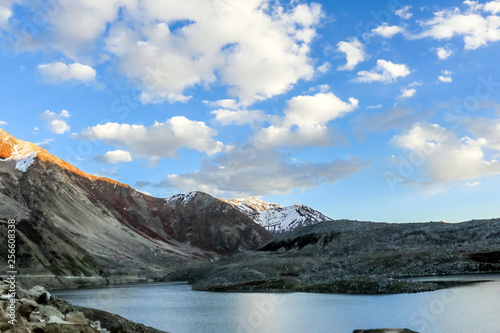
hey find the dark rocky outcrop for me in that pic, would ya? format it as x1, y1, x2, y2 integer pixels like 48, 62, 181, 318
165, 219, 500, 293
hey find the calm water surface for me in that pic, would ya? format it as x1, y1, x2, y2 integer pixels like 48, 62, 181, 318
52, 277, 500, 333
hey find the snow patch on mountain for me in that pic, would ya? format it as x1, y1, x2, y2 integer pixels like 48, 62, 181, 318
165, 191, 198, 205
219, 197, 333, 234
0, 143, 39, 172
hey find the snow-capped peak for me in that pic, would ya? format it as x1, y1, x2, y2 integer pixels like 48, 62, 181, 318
219, 197, 332, 234
165, 191, 199, 205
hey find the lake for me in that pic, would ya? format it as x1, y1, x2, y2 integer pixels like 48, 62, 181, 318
52, 276, 500, 333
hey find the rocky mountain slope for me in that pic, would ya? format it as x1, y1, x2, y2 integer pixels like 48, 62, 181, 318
0, 129, 271, 288
166, 218, 500, 294
219, 197, 332, 234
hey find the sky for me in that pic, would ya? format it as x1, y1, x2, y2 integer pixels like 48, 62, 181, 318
1, 0, 500, 223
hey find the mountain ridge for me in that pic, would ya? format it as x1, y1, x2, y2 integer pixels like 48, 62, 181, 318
0, 130, 271, 288
0, 129, 131, 188
219, 197, 333, 233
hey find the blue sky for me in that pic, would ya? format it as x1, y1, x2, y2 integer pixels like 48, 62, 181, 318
1, 0, 500, 222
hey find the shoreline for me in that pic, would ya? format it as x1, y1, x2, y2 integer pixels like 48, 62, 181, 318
17, 271, 498, 295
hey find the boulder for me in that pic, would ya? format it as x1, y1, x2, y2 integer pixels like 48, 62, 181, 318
26, 286, 47, 299
37, 292, 51, 305
66, 311, 89, 325
20, 297, 40, 308
44, 323, 99, 333
48, 315, 74, 325
17, 303, 32, 318
39, 305, 64, 320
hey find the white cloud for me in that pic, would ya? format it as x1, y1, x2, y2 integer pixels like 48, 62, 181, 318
418, 2, 500, 50
204, 99, 242, 110
466, 181, 481, 187
166, 145, 366, 197
94, 150, 133, 164
38, 62, 96, 82
485, 0, 500, 14
436, 46, 453, 59
0, 0, 17, 28
211, 109, 273, 126
395, 5, 413, 19
391, 122, 500, 183
438, 70, 453, 82
336, 38, 366, 71
40, 110, 71, 134
73, 116, 223, 159
356, 59, 411, 83
254, 92, 358, 148
4, 1, 324, 105
367, 105, 383, 109
400, 88, 416, 98
104, 1, 324, 104
371, 24, 405, 38
0, 120, 7, 125
317, 61, 331, 74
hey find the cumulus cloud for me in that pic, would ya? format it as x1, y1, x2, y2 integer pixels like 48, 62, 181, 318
104, 1, 323, 104
395, 5, 413, 19
254, 92, 359, 148
371, 24, 405, 38
317, 61, 331, 73
336, 38, 366, 71
3, 1, 324, 104
204, 99, 242, 110
73, 116, 223, 159
391, 122, 500, 183
438, 70, 453, 82
38, 62, 96, 82
417, 1, 500, 50
165, 145, 366, 197
400, 88, 416, 98
93, 150, 133, 164
436, 46, 453, 59
356, 59, 411, 83
40, 110, 71, 134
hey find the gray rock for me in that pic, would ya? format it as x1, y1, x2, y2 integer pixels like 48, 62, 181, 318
66, 311, 89, 325
39, 305, 64, 320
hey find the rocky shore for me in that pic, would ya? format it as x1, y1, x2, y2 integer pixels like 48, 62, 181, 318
0, 281, 166, 333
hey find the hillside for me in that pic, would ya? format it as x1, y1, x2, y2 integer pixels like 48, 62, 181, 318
0, 129, 271, 288
166, 218, 500, 294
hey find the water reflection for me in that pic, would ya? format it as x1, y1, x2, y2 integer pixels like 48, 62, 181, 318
53, 279, 500, 333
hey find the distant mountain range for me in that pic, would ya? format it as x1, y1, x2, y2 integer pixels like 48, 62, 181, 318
219, 197, 332, 234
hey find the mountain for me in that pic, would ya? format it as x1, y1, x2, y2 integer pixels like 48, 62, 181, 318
166, 218, 500, 294
219, 197, 332, 234
0, 129, 271, 288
